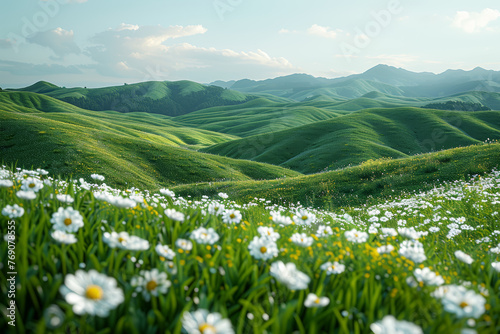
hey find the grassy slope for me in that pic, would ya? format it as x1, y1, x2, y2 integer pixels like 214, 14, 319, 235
175, 143, 500, 208
202, 107, 500, 173
0, 92, 301, 188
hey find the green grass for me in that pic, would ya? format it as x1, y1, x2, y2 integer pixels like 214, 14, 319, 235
176, 143, 500, 208
0, 92, 301, 189
202, 107, 500, 174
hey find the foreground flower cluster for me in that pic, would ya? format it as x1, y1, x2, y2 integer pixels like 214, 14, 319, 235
0, 166, 499, 333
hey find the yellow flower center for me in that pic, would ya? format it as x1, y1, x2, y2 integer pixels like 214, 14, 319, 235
260, 246, 267, 253
214, 207, 219, 211
315, 298, 320, 304
85, 285, 103, 300
301, 215, 308, 220
230, 213, 235, 219
459, 301, 469, 308
202, 233, 207, 237
331, 265, 336, 270
29, 183, 35, 188
199, 323, 216, 333
267, 231, 271, 235
64, 218, 72, 226
146, 280, 158, 291
118, 237, 125, 243
354, 233, 358, 237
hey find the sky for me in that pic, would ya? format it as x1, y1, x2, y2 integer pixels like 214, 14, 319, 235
1, 0, 500, 88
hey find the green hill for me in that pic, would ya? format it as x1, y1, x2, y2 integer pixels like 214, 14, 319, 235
12, 80, 254, 116
0, 91, 301, 188
202, 107, 500, 173
175, 143, 500, 208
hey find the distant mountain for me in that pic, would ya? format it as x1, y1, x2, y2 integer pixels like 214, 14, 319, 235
210, 65, 500, 101
11, 80, 254, 116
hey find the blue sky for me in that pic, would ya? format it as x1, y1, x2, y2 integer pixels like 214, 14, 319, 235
1, 0, 500, 87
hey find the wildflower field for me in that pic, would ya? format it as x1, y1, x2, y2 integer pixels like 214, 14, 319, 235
1, 166, 499, 333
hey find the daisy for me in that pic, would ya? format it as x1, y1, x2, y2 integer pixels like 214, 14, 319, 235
317, 225, 333, 237
56, 194, 74, 203
16, 190, 37, 200
455, 250, 473, 264
293, 208, 316, 225
130, 269, 171, 301
441, 285, 486, 318
90, 174, 105, 182
182, 309, 234, 334
257, 226, 280, 242
165, 208, 185, 222
51, 230, 77, 245
370, 315, 423, 334
218, 192, 229, 199
176, 238, 193, 251
376, 245, 395, 254
270, 212, 292, 226
491, 262, 500, 272
290, 233, 313, 247
50, 207, 84, 233
269, 261, 310, 290
414, 268, 444, 286
208, 202, 225, 216
107, 196, 136, 209
0, 179, 13, 188
320, 261, 346, 275
222, 209, 242, 224
248, 236, 278, 260
21, 177, 44, 192
2, 204, 25, 218
59, 270, 124, 317
304, 293, 329, 308
155, 244, 176, 260
344, 229, 369, 243
399, 240, 427, 263
103, 231, 149, 251
191, 227, 220, 245
160, 188, 175, 197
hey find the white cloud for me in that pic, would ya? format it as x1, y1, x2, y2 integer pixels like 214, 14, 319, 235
85, 24, 297, 81
452, 8, 500, 33
278, 28, 290, 34
366, 54, 418, 67
0, 39, 16, 49
27, 27, 80, 58
307, 24, 342, 39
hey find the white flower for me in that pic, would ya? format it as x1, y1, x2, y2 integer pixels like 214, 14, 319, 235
50, 207, 84, 233
320, 261, 345, 275
304, 293, 329, 308
441, 285, 486, 318
376, 245, 395, 254
248, 236, 278, 260
21, 177, 44, 192
130, 269, 171, 301
165, 208, 185, 222
175, 238, 193, 251
270, 211, 292, 226
317, 225, 333, 237
380, 228, 398, 238
103, 231, 149, 251
414, 268, 444, 286
51, 230, 77, 244
344, 229, 369, 243
492, 262, 500, 272
191, 227, 220, 245
222, 209, 242, 224
208, 202, 225, 216
16, 190, 37, 200
270, 261, 310, 290
293, 209, 316, 225
218, 192, 229, 199
429, 227, 440, 233
0, 179, 13, 188
90, 174, 105, 182
399, 240, 427, 263
290, 233, 313, 247
398, 227, 426, 240
370, 315, 423, 334
2, 204, 25, 218
155, 244, 176, 260
160, 188, 175, 197
182, 309, 234, 334
106, 196, 136, 209
455, 250, 473, 264
59, 270, 124, 317
56, 194, 74, 203
257, 226, 280, 242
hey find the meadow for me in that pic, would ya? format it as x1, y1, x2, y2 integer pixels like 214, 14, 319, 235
0, 163, 499, 333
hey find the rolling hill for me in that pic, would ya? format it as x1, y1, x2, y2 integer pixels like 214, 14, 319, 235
0, 91, 301, 189
202, 107, 500, 174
